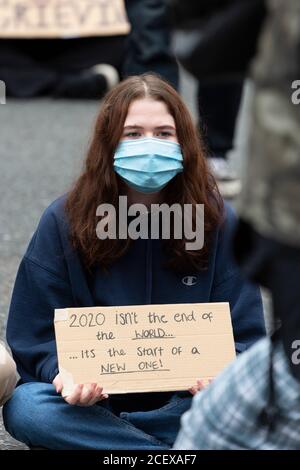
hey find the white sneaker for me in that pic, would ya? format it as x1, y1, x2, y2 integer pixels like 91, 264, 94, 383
208, 157, 242, 199
92, 64, 119, 90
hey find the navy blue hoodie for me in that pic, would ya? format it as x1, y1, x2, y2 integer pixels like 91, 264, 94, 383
6, 196, 265, 384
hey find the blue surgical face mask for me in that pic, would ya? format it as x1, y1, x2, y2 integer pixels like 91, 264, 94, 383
113, 137, 183, 193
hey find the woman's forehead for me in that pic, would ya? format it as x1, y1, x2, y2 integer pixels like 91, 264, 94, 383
124, 98, 175, 126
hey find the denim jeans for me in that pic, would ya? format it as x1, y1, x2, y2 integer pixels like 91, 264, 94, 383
3, 383, 192, 450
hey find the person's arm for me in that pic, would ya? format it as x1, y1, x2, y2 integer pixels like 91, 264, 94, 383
0, 343, 17, 406
7, 252, 74, 384
7, 200, 109, 405
6, 201, 74, 384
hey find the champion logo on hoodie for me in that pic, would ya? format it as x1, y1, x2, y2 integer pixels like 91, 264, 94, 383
182, 276, 198, 286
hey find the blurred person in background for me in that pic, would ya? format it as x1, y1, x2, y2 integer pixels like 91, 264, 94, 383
170, 0, 266, 198
0, 0, 125, 99
174, 0, 300, 449
0, 36, 121, 99
0, 0, 178, 98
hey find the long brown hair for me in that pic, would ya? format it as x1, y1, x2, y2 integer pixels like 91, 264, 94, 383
65, 73, 224, 272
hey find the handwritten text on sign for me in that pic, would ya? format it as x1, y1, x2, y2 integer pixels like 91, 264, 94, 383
0, 0, 130, 38
54, 303, 236, 395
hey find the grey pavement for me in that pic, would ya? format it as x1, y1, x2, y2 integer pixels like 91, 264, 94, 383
0, 80, 271, 450
0, 98, 99, 449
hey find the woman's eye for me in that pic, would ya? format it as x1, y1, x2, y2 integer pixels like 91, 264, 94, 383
156, 131, 173, 138
124, 132, 141, 138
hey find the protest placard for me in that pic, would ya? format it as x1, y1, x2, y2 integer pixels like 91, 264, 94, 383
0, 0, 130, 38
54, 302, 236, 395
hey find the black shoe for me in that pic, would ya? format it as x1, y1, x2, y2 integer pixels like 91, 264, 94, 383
53, 64, 119, 99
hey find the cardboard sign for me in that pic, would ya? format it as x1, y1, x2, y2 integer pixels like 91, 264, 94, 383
54, 302, 236, 395
0, 0, 130, 38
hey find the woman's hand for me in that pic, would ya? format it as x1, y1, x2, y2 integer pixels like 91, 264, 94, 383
188, 379, 212, 396
53, 374, 109, 406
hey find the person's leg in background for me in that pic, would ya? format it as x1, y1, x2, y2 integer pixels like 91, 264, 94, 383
0, 36, 123, 99
198, 77, 244, 198
3, 382, 169, 450
0, 343, 17, 407
43, 36, 124, 99
123, 0, 179, 89
0, 39, 58, 97
199, 78, 244, 159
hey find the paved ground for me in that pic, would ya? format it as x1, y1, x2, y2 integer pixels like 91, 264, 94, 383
0, 78, 271, 450
0, 98, 99, 449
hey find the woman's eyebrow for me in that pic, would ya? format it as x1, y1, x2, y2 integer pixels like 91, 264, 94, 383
123, 125, 144, 129
154, 125, 176, 131
123, 125, 176, 131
